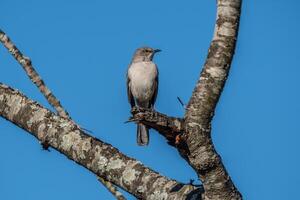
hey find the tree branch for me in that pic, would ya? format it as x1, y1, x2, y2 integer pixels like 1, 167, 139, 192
130, 107, 184, 146
0, 0, 243, 198
129, 0, 243, 199
0, 83, 203, 200
98, 177, 126, 200
129, 108, 191, 156
183, 0, 242, 199
0, 29, 127, 200
0, 29, 70, 119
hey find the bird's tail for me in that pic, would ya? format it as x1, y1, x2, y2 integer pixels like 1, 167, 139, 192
137, 124, 149, 146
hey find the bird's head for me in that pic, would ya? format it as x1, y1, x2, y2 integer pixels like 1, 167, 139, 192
132, 47, 161, 62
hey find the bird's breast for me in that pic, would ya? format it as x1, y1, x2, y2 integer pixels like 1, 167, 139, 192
128, 62, 157, 101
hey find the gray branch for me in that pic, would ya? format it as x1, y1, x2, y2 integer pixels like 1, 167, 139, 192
98, 177, 127, 200
0, 83, 202, 200
0, 0, 243, 199
130, 107, 184, 146
132, 0, 243, 199
183, 0, 242, 199
0, 29, 70, 119
0, 28, 127, 200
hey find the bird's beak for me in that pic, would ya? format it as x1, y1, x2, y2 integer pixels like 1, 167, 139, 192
154, 49, 161, 53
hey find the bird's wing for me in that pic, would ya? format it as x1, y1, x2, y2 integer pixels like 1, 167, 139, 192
126, 72, 135, 108
150, 67, 158, 108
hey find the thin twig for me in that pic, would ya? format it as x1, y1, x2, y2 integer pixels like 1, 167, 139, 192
98, 177, 126, 200
0, 29, 126, 200
177, 96, 185, 108
0, 29, 70, 119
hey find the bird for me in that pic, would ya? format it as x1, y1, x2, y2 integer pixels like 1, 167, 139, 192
126, 47, 160, 146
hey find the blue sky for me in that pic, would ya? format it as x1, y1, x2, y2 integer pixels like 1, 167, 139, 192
1, 0, 300, 199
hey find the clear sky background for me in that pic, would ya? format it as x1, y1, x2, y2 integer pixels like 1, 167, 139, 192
1, 0, 299, 199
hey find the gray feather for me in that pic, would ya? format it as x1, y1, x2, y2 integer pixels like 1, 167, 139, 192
137, 124, 149, 146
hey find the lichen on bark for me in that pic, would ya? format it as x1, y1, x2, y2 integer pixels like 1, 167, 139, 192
0, 83, 202, 200
0, 0, 242, 199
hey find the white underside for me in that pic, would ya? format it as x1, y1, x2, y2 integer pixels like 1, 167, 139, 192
128, 61, 157, 103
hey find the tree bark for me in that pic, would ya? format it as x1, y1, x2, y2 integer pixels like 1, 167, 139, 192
0, 28, 127, 199
132, 0, 242, 199
130, 107, 184, 147
0, 30, 70, 119
0, 83, 202, 200
183, 0, 242, 199
0, 0, 242, 199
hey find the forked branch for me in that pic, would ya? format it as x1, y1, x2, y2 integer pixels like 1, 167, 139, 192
0, 0, 242, 199
131, 0, 243, 199
0, 29, 126, 200
0, 84, 202, 200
